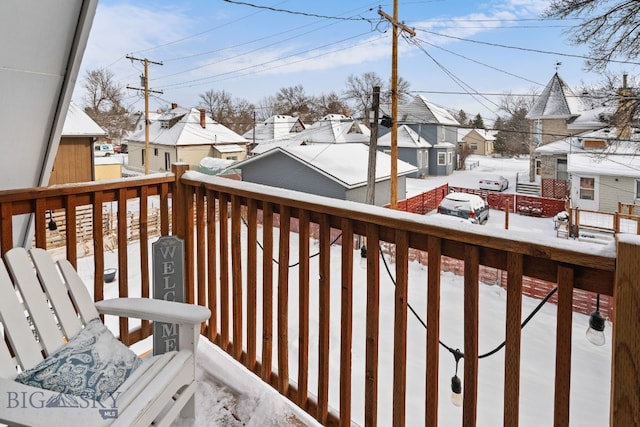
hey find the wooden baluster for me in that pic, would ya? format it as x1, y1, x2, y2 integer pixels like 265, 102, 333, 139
504, 253, 523, 426
393, 230, 409, 426
277, 204, 290, 394
246, 198, 257, 370
339, 218, 353, 426
426, 236, 442, 427
463, 244, 479, 427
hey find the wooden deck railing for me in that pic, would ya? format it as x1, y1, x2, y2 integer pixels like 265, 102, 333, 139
175, 169, 638, 426
0, 171, 177, 346
0, 163, 637, 425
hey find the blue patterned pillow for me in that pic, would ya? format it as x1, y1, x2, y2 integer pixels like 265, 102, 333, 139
15, 318, 141, 402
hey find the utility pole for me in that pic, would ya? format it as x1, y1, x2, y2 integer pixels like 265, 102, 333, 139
126, 56, 163, 175
366, 86, 381, 205
378, 4, 415, 209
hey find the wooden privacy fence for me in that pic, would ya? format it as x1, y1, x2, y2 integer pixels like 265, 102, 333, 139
177, 171, 639, 426
42, 205, 167, 254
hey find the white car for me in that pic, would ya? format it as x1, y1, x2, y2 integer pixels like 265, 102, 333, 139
479, 175, 509, 192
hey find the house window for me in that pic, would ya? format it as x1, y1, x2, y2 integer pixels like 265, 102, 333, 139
141, 149, 145, 166
154, 148, 159, 156
448, 152, 453, 165
635, 179, 640, 201
164, 153, 171, 171
579, 177, 595, 200
438, 152, 446, 165
470, 143, 478, 151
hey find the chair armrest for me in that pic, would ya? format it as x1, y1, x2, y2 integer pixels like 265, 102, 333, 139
95, 298, 210, 324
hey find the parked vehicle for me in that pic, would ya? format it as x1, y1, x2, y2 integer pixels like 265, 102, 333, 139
437, 192, 489, 224
479, 175, 509, 192
94, 143, 115, 157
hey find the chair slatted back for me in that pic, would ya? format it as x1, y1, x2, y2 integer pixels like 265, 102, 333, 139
5, 248, 65, 356
29, 248, 83, 339
0, 258, 44, 375
57, 259, 100, 323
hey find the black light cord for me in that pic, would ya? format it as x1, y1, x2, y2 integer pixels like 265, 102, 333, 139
240, 215, 343, 267
378, 243, 559, 360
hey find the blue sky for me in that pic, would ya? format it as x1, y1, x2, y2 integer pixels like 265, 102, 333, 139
76, 0, 639, 121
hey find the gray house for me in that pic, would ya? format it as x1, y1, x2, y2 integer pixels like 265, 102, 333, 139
234, 143, 417, 206
377, 124, 430, 178
380, 95, 459, 176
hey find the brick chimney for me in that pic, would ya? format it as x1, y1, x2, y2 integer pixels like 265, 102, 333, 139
616, 73, 632, 140
199, 109, 206, 128
171, 102, 178, 110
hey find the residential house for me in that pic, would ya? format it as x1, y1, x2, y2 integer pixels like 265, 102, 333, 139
377, 124, 430, 178
234, 143, 417, 206
532, 72, 637, 191
380, 95, 460, 176
49, 102, 109, 185
567, 128, 640, 211
242, 114, 305, 149
457, 128, 496, 156
125, 106, 248, 173
249, 113, 369, 156
526, 72, 585, 148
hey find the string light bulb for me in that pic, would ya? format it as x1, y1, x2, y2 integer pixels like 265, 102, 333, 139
586, 294, 605, 346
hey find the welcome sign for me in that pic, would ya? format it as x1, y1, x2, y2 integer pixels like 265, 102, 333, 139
152, 236, 185, 355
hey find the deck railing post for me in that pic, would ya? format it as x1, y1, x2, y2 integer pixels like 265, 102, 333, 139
610, 236, 640, 425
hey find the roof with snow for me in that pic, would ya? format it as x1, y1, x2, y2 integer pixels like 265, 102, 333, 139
126, 107, 247, 146
250, 138, 306, 155
567, 105, 613, 130
389, 95, 460, 126
457, 128, 496, 142
377, 124, 431, 148
62, 102, 107, 137
568, 153, 640, 178
527, 72, 584, 119
536, 127, 640, 155
237, 143, 417, 189
296, 114, 370, 144
242, 115, 305, 141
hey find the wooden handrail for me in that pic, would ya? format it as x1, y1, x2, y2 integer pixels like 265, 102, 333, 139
179, 172, 624, 426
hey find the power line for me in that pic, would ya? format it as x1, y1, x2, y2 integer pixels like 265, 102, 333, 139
223, 0, 377, 22
417, 29, 640, 67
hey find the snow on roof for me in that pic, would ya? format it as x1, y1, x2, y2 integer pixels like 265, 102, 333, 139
296, 114, 370, 144
239, 143, 417, 188
458, 128, 496, 142
535, 136, 584, 155
126, 108, 247, 146
199, 157, 236, 171
377, 124, 431, 148
214, 144, 244, 153
62, 102, 107, 137
567, 105, 613, 130
568, 152, 640, 177
527, 72, 583, 119
393, 95, 460, 126
250, 138, 306, 155
242, 114, 304, 141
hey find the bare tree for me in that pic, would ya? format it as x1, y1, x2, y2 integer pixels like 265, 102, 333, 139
545, 1, 640, 70
273, 85, 316, 123
314, 92, 350, 117
198, 89, 255, 135
82, 68, 131, 143
343, 72, 384, 120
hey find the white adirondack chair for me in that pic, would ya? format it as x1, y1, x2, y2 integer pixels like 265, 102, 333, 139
0, 247, 211, 427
